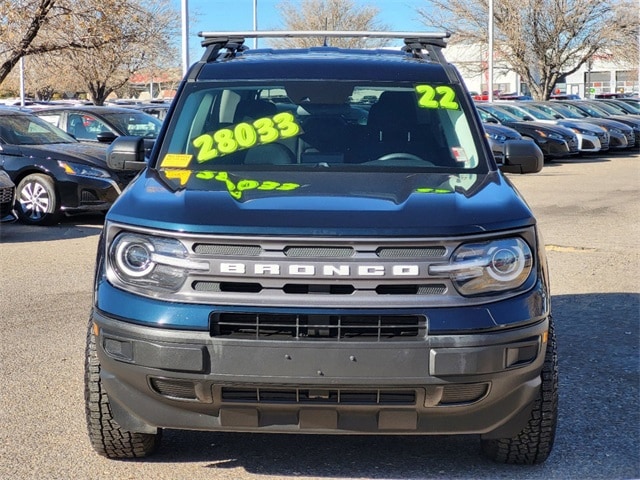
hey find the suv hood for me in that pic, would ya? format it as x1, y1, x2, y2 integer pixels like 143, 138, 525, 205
107, 169, 535, 236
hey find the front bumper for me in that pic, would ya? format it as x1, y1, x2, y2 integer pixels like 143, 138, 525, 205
57, 175, 123, 213
92, 309, 549, 438
575, 133, 601, 153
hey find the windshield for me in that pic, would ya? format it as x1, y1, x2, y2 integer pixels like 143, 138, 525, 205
103, 112, 162, 138
615, 101, 640, 114
512, 104, 557, 121
563, 102, 606, 118
0, 113, 75, 145
476, 104, 521, 123
541, 103, 586, 119
157, 81, 486, 174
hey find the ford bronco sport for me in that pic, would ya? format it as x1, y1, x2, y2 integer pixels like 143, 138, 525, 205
85, 31, 557, 464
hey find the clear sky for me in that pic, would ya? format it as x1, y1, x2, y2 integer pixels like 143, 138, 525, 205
176, 0, 430, 62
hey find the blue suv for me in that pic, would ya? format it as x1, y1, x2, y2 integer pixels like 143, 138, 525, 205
85, 31, 556, 464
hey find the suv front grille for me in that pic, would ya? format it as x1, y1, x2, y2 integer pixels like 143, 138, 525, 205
211, 312, 426, 341
184, 236, 455, 308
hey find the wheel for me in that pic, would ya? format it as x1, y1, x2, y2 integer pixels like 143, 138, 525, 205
84, 321, 161, 458
16, 173, 62, 225
481, 316, 558, 464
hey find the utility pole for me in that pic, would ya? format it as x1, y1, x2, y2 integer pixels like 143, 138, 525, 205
20, 57, 25, 106
181, 0, 190, 77
488, 0, 494, 102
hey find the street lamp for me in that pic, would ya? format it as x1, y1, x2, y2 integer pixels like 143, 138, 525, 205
181, 0, 190, 77
20, 57, 25, 106
488, 0, 494, 102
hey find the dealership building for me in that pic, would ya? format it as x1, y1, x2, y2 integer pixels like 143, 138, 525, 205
446, 43, 639, 98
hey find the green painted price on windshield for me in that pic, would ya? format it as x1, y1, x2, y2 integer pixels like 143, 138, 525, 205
192, 112, 301, 163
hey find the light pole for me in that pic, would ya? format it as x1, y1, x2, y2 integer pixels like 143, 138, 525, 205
20, 57, 25, 106
181, 0, 190, 77
488, 0, 494, 102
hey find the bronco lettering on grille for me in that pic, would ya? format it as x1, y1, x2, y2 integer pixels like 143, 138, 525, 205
219, 263, 422, 277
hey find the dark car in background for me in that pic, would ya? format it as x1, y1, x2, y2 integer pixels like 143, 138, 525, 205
476, 103, 579, 159
594, 98, 640, 115
125, 101, 172, 121
531, 101, 633, 150
0, 168, 16, 221
483, 122, 541, 162
552, 100, 638, 147
0, 108, 137, 225
33, 105, 162, 144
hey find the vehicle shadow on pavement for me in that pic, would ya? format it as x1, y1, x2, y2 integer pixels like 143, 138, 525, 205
0, 214, 104, 243
545, 156, 611, 166
134, 292, 639, 479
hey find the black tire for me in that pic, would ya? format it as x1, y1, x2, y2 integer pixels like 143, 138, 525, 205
16, 173, 62, 225
84, 321, 161, 458
481, 316, 558, 464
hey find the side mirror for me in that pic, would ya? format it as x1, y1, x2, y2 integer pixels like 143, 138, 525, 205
97, 131, 118, 143
499, 140, 543, 174
107, 136, 146, 171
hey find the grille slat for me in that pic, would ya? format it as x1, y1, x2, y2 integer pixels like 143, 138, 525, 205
440, 383, 489, 405
0, 187, 13, 203
194, 244, 263, 256
150, 378, 197, 400
221, 387, 416, 405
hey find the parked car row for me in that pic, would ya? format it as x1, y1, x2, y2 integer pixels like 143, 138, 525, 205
476, 98, 639, 161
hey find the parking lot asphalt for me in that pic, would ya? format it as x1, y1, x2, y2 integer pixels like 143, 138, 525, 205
0, 150, 638, 479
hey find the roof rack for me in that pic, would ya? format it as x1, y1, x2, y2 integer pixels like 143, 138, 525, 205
198, 30, 451, 63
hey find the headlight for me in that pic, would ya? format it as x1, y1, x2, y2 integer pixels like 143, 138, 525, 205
108, 233, 208, 292
568, 126, 592, 135
534, 129, 563, 141
429, 238, 533, 296
58, 160, 110, 178
486, 132, 507, 143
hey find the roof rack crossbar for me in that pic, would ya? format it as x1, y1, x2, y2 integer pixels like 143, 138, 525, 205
197, 31, 452, 64
198, 30, 451, 42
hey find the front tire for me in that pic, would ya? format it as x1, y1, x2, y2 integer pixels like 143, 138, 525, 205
16, 173, 62, 225
84, 321, 161, 458
481, 316, 558, 464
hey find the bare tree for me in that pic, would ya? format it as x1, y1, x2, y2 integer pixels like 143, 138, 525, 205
40, 0, 179, 104
0, 0, 140, 86
272, 0, 390, 48
419, 0, 639, 100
